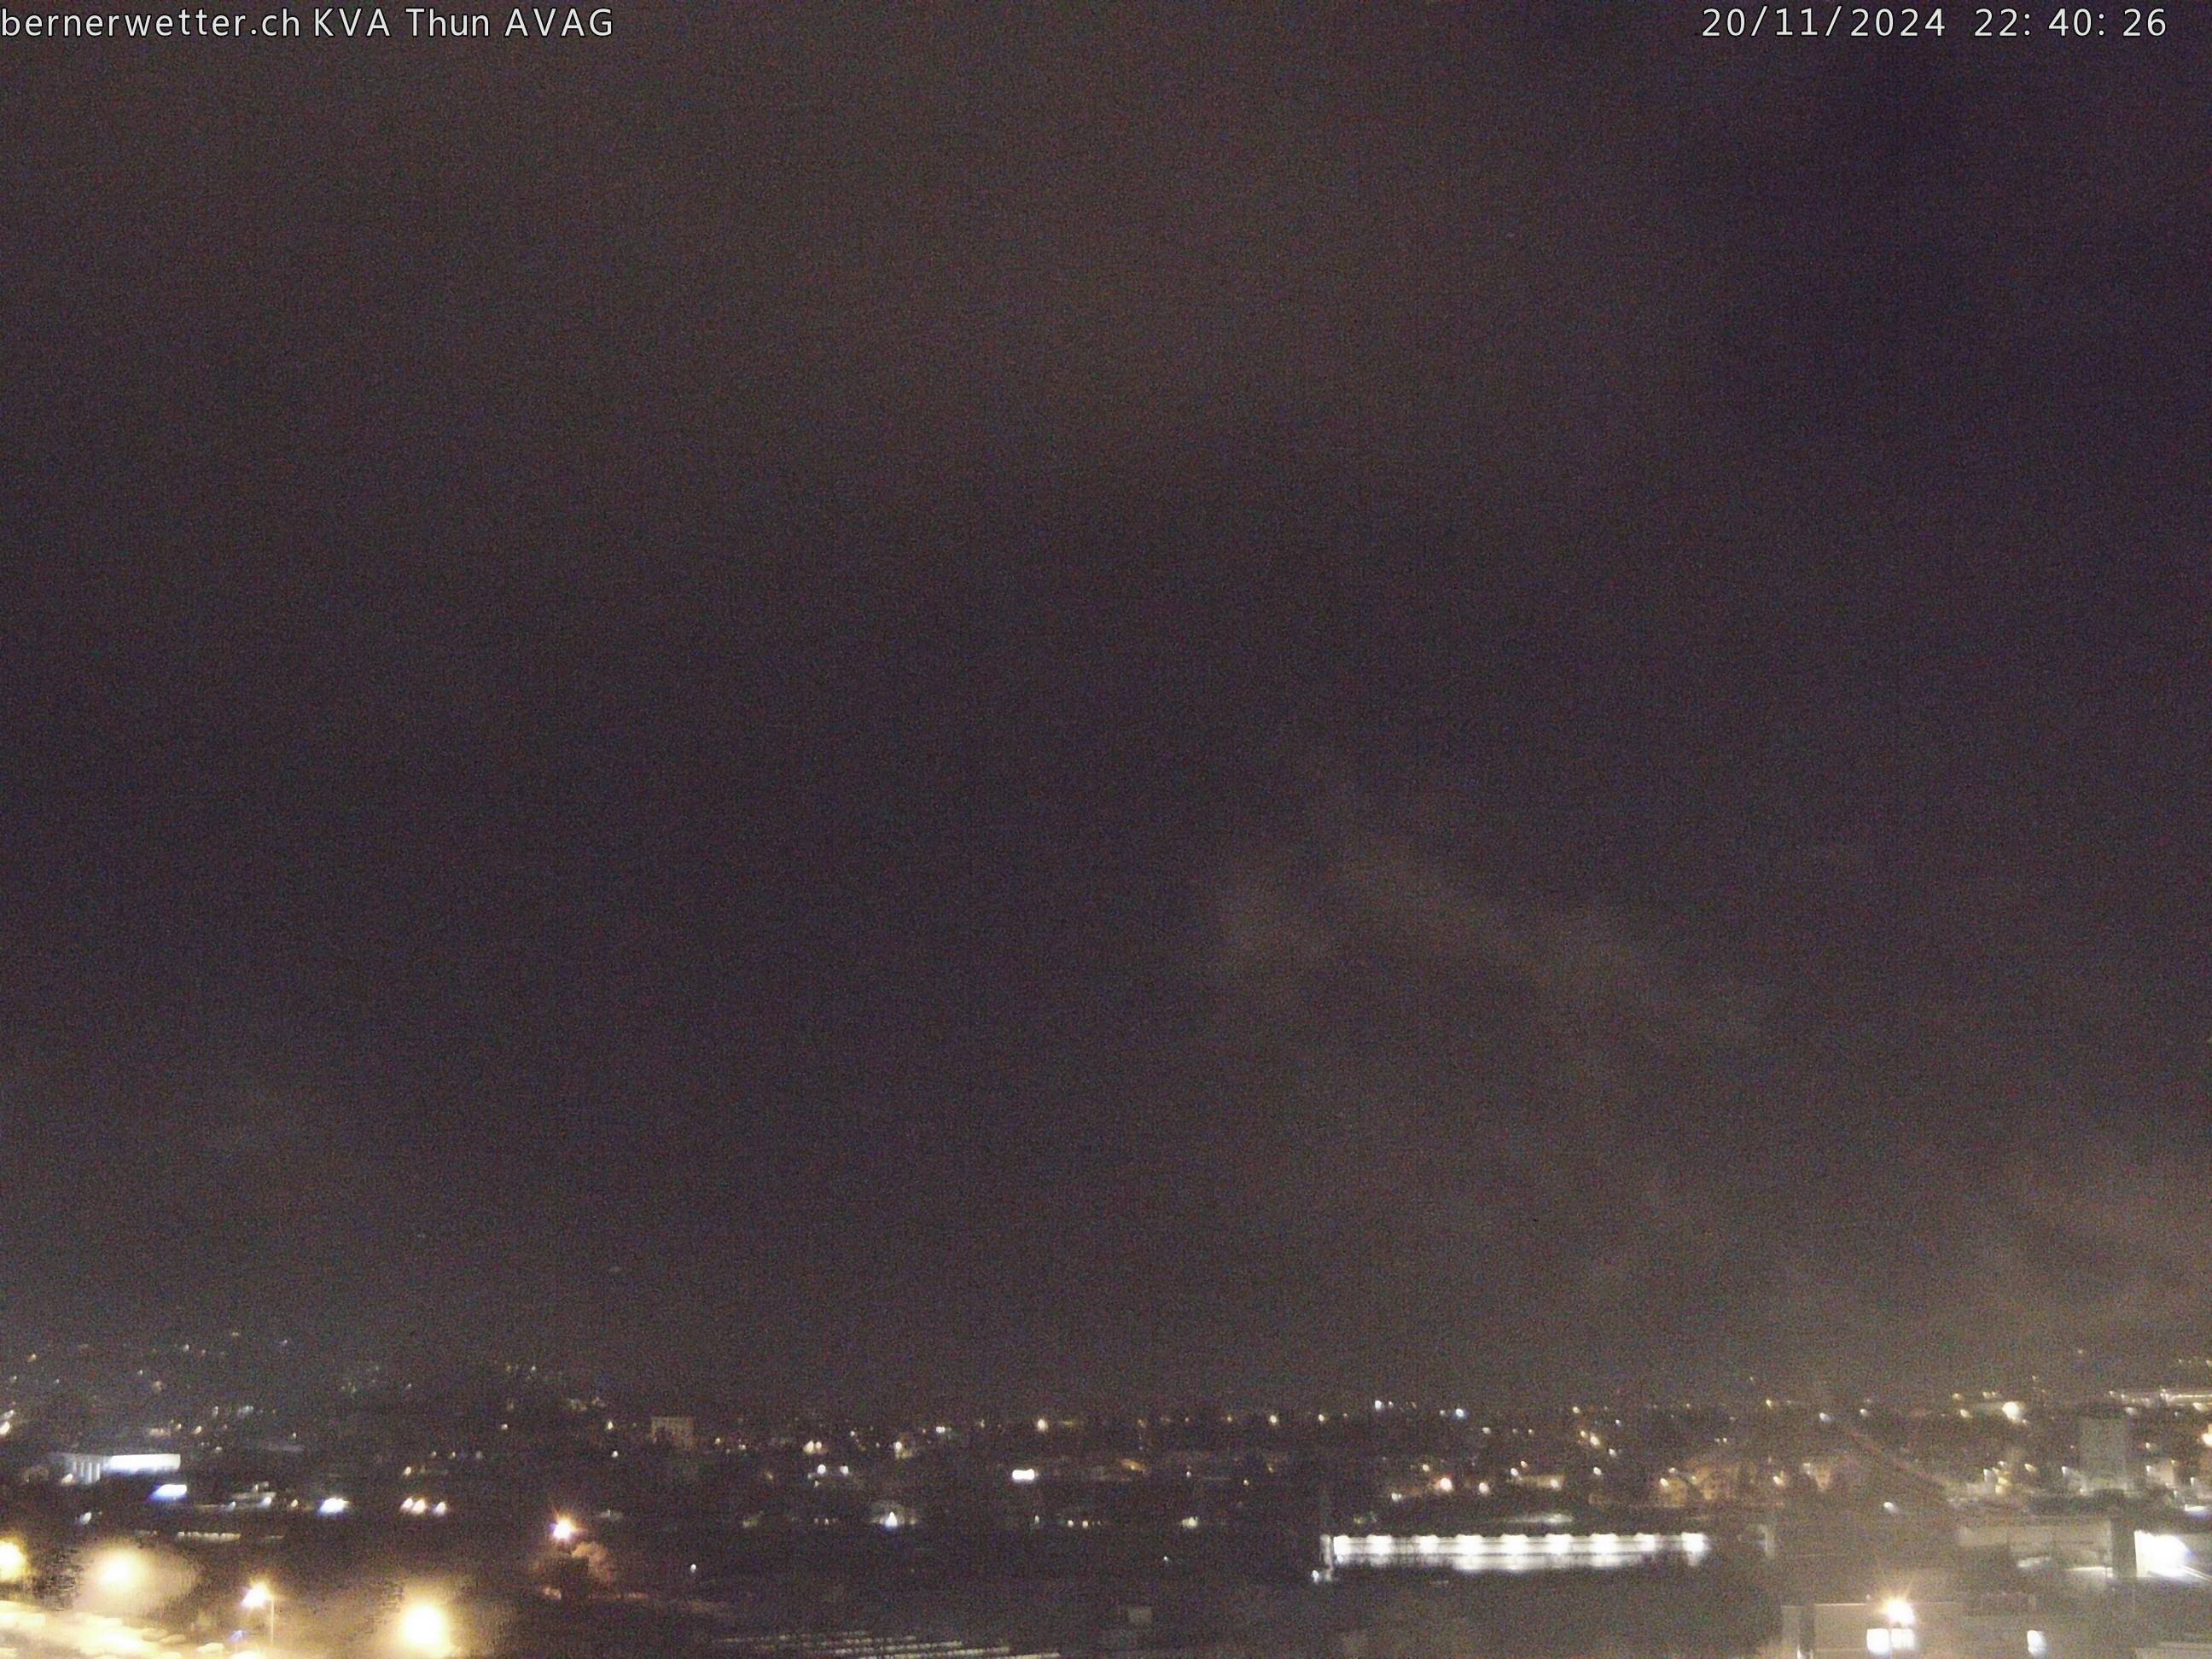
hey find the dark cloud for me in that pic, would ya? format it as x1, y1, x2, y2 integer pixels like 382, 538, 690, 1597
1186, 784, 2210, 1400
0, 3, 2208, 1405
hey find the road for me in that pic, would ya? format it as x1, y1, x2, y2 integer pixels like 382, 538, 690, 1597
0, 1600, 241, 1659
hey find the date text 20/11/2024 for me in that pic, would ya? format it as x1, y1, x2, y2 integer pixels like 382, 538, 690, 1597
1703, 7, 2167, 37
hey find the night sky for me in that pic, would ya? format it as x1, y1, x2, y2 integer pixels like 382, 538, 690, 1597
2, 3, 2209, 1412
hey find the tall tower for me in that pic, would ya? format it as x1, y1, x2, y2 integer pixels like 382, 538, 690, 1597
2077, 1409, 2140, 1495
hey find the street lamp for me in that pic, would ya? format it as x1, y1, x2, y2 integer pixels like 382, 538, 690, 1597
1869, 1598, 1916, 1656
0, 1539, 26, 1586
549, 1516, 579, 1546
92, 1547, 148, 1595
242, 1580, 276, 1644
397, 1599, 454, 1659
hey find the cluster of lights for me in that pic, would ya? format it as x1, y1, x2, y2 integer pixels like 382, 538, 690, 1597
1330, 1531, 1710, 1575
222, 1575, 453, 1658
400, 1496, 451, 1517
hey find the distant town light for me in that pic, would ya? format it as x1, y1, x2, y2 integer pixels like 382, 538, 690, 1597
1009, 1468, 1038, 1484
149, 1482, 189, 1502
0, 1539, 26, 1583
550, 1516, 579, 1545
317, 1496, 351, 1516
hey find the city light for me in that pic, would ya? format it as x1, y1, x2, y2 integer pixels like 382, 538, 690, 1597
2136, 1532, 2197, 1580
398, 1599, 456, 1659
550, 1515, 579, 1545
92, 1548, 147, 1592
1326, 1531, 1714, 1575
0, 1539, 26, 1584
242, 1580, 276, 1643
1871, 1598, 1919, 1656
102, 1453, 182, 1477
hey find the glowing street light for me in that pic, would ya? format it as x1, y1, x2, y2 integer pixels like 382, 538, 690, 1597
549, 1515, 579, 1546
242, 1580, 276, 1643
0, 1538, 26, 1585
1869, 1598, 1917, 1656
397, 1599, 455, 1659
92, 1547, 148, 1593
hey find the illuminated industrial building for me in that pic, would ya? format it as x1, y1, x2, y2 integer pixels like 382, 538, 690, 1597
1778, 1597, 2052, 1659
49, 1449, 183, 1484
1325, 1529, 1712, 1575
